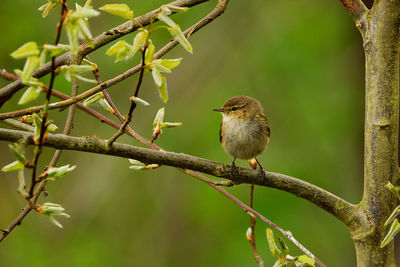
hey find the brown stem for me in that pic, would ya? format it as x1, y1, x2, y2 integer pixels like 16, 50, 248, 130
0, 69, 19, 81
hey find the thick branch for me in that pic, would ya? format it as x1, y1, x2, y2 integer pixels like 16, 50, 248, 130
339, 0, 368, 22
0, 0, 209, 107
0, 128, 362, 228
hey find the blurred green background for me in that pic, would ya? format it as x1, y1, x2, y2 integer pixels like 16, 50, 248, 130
0, 0, 379, 266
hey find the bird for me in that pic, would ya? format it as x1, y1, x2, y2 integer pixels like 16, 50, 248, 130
213, 96, 270, 178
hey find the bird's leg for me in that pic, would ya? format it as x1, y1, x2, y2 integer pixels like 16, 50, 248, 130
255, 158, 266, 181
230, 157, 237, 177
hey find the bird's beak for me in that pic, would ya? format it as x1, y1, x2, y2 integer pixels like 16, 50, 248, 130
213, 108, 224, 112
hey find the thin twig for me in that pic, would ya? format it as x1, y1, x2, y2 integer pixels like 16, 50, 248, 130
28, 0, 68, 199
0, 69, 19, 81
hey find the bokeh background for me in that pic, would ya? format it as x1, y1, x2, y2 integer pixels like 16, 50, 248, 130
0, 0, 387, 266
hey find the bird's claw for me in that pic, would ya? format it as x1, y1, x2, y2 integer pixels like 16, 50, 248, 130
230, 161, 237, 177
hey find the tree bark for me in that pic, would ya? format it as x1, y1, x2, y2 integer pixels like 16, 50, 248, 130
351, 1, 400, 266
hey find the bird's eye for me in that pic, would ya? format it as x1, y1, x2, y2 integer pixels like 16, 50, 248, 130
231, 107, 238, 111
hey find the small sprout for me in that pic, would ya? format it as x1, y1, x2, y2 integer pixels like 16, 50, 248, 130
38, 0, 60, 18
8, 143, 26, 163
161, 122, 182, 128
277, 238, 290, 256
99, 99, 115, 114
266, 228, 281, 258
10, 42, 40, 59
386, 181, 400, 200
34, 202, 70, 228
152, 68, 163, 87
130, 96, 150, 106
45, 164, 76, 181
106, 40, 133, 62
384, 205, 400, 227
245, 211, 256, 219
131, 30, 149, 57
18, 86, 42, 105
166, 5, 189, 13
84, 92, 104, 106
157, 7, 176, 27
47, 123, 58, 132
297, 255, 315, 266
381, 219, 400, 248
153, 107, 165, 126
99, 4, 134, 20
151, 108, 182, 142
128, 159, 159, 170
160, 58, 182, 71
1, 161, 24, 172
144, 40, 155, 64
246, 227, 252, 242
60, 64, 97, 83
21, 56, 41, 84
64, 0, 99, 54
167, 25, 193, 54
43, 44, 70, 57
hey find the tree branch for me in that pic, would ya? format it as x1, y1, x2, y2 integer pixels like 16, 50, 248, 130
0, 0, 209, 107
338, 0, 368, 23
0, 127, 363, 228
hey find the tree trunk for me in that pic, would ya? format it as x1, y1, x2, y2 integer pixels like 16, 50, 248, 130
351, 1, 400, 266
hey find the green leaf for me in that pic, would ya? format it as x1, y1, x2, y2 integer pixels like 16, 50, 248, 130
9, 143, 26, 163
266, 228, 281, 258
18, 86, 41, 105
21, 56, 41, 84
47, 123, 58, 132
153, 107, 165, 127
297, 255, 315, 266
131, 96, 150, 106
10, 42, 40, 59
38, 1, 59, 18
152, 68, 162, 87
166, 5, 189, 13
1, 161, 24, 172
157, 75, 168, 103
144, 41, 155, 64
65, 23, 80, 55
131, 30, 148, 57
106, 40, 132, 62
83, 92, 104, 106
381, 219, 400, 248
384, 205, 400, 227
167, 25, 192, 54
157, 12, 176, 27
46, 164, 76, 181
386, 181, 400, 200
43, 44, 69, 57
160, 58, 182, 71
99, 4, 134, 20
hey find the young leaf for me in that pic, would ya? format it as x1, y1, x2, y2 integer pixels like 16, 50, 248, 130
384, 205, 400, 227
166, 5, 189, 13
130, 96, 150, 106
1, 161, 24, 172
99, 4, 134, 20
145, 41, 155, 64
157, 12, 176, 27
160, 58, 182, 71
8, 143, 26, 163
152, 68, 162, 87
21, 56, 41, 84
381, 219, 400, 248
38, 0, 59, 18
153, 107, 165, 127
106, 40, 132, 62
10, 42, 40, 59
43, 44, 69, 57
386, 181, 400, 200
167, 25, 193, 54
297, 255, 315, 266
245, 227, 252, 242
131, 30, 148, 57
158, 75, 168, 103
46, 164, 76, 181
266, 228, 281, 258
18, 87, 41, 105
83, 92, 104, 106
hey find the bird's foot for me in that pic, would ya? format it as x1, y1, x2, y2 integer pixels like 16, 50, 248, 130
230, 161, 237, 177
258, 167, 266, 182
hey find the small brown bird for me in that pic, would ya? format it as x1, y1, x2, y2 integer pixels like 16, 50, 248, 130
213, 96, 270, 177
